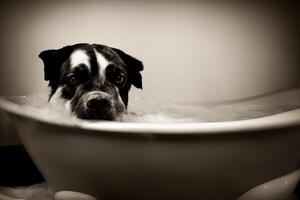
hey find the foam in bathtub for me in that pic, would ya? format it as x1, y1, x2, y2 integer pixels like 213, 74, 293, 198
21, 92, 77, 121
21, 92, 300, 123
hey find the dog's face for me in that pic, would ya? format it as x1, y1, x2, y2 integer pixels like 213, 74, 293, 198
39, 43, 143, 120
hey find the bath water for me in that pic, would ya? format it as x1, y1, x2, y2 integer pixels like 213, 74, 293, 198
20, 91, 300, 123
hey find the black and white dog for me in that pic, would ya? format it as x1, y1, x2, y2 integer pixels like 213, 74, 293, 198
39, 43, 143, 120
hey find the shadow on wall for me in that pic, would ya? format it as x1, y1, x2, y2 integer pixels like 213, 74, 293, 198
0, 0, 299, 103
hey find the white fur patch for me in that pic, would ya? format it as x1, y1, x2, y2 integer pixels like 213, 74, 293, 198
94, 49, 110, 78
65, 100, 72, 112
49, 87, 64, 105
115, 86, 125, 107
49, 87, 72, 113
70, 50, 90, 71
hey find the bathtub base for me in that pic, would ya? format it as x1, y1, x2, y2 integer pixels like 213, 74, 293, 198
52, 169, 300, 200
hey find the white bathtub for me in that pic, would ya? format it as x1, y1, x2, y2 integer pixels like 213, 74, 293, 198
0, 88, 300, 200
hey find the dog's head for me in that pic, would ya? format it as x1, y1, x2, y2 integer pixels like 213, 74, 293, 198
39, 43, 143, 120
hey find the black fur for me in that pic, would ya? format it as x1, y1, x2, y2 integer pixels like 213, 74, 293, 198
39, 43, 144, 120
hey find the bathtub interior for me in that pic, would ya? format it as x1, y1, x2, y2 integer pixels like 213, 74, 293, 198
2, 87, 300, 125
0, 87, 299, 143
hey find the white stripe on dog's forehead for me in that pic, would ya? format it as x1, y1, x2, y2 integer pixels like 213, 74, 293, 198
94, 49, 110, 77
70, 50, 90, 70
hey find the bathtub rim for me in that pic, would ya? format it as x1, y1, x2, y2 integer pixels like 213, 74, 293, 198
0, 97, 300, 135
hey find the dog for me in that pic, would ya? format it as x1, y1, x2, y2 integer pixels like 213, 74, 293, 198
39, 43, 143, 120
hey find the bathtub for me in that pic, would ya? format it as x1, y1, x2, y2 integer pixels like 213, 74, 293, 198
0, 88, 300, 200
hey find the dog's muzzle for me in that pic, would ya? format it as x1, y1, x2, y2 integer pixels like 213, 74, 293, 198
74, 91, 125, 120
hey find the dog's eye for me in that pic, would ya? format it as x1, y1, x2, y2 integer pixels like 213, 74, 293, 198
114, 74, 125, 85
67, 75, 79, 86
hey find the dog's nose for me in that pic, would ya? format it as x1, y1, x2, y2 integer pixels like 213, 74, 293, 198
87, 98, 111, 111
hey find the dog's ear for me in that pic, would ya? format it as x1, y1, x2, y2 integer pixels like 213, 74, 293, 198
39, 46, 74, 93
112, 48, 144, 89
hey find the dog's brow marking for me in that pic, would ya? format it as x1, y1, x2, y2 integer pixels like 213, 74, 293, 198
70, 50, 90, 71
94, 49, 110, 78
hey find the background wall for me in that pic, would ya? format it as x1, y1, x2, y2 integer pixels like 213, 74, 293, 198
0, 0, 299, 104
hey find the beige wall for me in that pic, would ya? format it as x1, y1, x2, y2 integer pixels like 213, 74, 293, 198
0, 0, 299, 103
